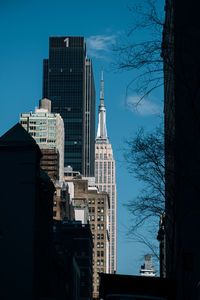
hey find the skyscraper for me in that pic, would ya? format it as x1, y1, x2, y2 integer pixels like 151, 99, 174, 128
95, 71, 117, 273
43, 36, 95, 176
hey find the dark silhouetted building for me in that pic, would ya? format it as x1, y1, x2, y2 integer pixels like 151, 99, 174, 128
43, 36, 95, 176
54, 220, 93, 300
0, 123, 55, 300
162, 0, 200, 299
99, 273, 175, 300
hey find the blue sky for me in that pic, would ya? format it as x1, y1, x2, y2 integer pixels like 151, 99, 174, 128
0, 0, 164, 274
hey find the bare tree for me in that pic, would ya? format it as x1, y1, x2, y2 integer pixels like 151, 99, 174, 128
124, 126, 165, 265
114, 0, 165, 101
124, 126, 165, 230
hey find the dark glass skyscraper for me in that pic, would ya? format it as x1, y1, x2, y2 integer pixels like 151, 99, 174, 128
43, 36, 95, 176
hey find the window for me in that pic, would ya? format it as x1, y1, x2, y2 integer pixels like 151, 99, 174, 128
101, 234, 104, 239
40, 120, 47, 124
97, 234, 100, 240
53, 201, 57, 207
53, 211, 56, 217
40, 138, 46, 142
101, 242, 104, 248
97, 242, 100, 248
39, 132, 47, 137
97, 260, 100, 266
97, 251, 100, 257
101, 216, 104, 221
101, 251, 104, 257
100, 260, 104, 266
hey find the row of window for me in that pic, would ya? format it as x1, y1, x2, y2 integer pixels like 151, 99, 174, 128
96, 176, 112, 184
89, 207, 104, 213
37, 138, 56, 143
96, 251, 104, 257
92, 234, 104, 240
21, 120, 57, 126
96, 153, 112, 159
88, 199, 104, 204
95, 268, 104, 274
96, 259, 104, 266
91, 224, 104, 230
28, 126, 56, 131
89, 215, 104, 222
96, 161, 113, 168
96, 146, 107, 149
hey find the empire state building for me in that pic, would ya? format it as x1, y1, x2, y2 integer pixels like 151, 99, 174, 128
95, 70, 117, 273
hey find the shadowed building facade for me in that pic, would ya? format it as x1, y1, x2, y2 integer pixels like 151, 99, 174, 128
162, 0, 200, 299
43, 36, 95, 176
0, 123, 55, 300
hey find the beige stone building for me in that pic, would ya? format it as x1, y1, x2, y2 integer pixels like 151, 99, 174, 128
64, 173, 109, 298
88, 189, 109, 298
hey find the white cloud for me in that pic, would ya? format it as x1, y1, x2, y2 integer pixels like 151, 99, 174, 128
125, 95, 162, 116
86, 34, 116, 59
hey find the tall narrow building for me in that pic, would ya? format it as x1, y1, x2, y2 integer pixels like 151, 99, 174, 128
43, 37, 95, 176
95, 71, 117, 273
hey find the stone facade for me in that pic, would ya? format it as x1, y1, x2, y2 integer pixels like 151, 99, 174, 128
88, 189, 109, 298
64, 175, 110, 298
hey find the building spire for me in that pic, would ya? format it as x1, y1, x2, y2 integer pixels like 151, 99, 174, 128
100, 67, 104, 106
96, 68, 108, 141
